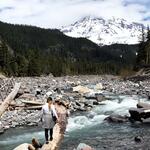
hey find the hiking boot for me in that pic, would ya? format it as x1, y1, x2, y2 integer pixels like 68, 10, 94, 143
50, 137, 53, 141
45, 141, 49, 144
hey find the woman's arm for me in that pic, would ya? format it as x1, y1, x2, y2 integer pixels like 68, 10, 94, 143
51, 105, 58, 119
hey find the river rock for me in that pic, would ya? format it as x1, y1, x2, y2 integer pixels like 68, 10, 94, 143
84, 92, 97, 99
141, 118, 150, 123
0, 122, 4, 134
11, 121, 19, 128
84, 99, 97, 107
63, 87, 73, 93
35, 88, 42, 96
94, 83, 103, 90
45, 91, 53, 97
104, 115, 129, 123
134, 136, 142, 143
96, 94, 105, 102
137, 102, 150, 109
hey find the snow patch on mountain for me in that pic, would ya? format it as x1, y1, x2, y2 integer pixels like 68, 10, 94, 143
61, 16, 145, 46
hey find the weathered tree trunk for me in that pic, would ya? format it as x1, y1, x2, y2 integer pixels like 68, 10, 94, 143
0, 82, 21, 117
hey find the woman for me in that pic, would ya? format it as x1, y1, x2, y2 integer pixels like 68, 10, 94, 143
41, 97, 58, 144
54, 99, 70, 134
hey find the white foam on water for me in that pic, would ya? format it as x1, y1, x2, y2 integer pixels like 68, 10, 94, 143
90, 114, 107, 122
66, 95, 144, 132
66, 114, 107, 132
93, 95, 139, 115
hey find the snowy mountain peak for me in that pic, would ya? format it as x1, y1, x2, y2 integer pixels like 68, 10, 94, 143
61, 16, 145, 46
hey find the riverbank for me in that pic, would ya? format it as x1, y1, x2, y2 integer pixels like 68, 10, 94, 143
0, 75, 150, 133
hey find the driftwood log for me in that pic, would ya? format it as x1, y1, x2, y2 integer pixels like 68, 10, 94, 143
0, 82, 21, 117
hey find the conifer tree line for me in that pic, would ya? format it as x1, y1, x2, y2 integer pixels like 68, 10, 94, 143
136, 25, 150, 68
0, 21, 138, 76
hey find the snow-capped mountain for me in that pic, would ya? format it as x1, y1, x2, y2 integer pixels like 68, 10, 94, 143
61, 16, 145, 46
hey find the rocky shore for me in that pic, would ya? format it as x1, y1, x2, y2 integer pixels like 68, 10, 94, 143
0, 75, 150, 134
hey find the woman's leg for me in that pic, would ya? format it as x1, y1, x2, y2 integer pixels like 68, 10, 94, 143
45, 128, 49, 142
50, 128, 53, 140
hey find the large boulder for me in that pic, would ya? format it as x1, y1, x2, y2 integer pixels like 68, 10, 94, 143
128, 107, 150, 122
73, 85, 92, 94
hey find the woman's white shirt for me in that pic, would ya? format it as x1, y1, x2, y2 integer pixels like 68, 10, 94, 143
42, 103, 58, 119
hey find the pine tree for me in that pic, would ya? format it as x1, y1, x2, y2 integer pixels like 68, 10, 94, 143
136, 26, 147, 67
146, 25, 150, 42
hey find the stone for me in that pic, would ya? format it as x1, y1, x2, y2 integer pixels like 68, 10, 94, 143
35, 88, 42, 95
45, 91, 53, 97
0, 122, 4, 134
104, 115, 129, 123
94, 83, 103, 90
96, 94, 105, 102
76, 143, 93, 150
129, 107, 150, 122
134, 136, 142, 143
137, 102, 150, 109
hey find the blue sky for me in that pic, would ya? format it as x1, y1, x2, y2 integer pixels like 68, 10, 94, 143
0, 0, 149, 28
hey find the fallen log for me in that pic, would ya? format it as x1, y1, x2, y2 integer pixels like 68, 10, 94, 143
21, 100, 44, 105
25, 105, 43, 110
0, 82, 21, 117
9, 103, 25, 107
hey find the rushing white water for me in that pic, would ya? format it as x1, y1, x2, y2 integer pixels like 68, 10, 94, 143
67, 94, 147, 132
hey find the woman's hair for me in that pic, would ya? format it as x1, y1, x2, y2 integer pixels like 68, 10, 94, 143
47, 97, 53, 103
55, 99, 69, 108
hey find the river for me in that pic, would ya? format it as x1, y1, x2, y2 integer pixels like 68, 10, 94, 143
0, 93, 150, 150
